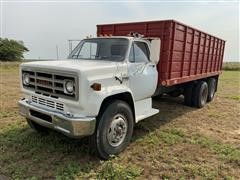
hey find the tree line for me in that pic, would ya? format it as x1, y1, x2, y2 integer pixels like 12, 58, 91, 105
0, 38, 28, 61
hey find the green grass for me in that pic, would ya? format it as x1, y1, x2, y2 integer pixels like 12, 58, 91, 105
182, 163, 217, 179
218, 71, 240, 100
0, 123, 143, 179
135, 128, 185, 145
158, 128, 185, 145
226, 95, 240, 101
136, 128, 240, 179
1, 61, 20, 68
222, 62, 240, 71
0, 111, 13, 118
1, 120, 240, 179
137, 128, 240, 164
189, 135, 240, 164
56, 162, 94, 180
96, 157, 142, 180
0, 64, 240, 179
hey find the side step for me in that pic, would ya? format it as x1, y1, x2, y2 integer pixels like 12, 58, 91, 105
134, 98, 159, 123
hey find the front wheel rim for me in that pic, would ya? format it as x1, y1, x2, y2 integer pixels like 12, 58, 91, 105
107, 114, 128, 147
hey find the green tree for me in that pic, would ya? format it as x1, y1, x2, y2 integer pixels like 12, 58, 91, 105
0, 38, 29, 61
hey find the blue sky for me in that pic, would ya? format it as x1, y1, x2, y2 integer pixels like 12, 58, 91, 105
1, 1, 239, 61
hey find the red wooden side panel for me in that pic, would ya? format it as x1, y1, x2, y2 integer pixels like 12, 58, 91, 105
97, 20, 225, 87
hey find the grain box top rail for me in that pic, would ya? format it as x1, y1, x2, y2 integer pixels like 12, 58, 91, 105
97, 19, 226, 42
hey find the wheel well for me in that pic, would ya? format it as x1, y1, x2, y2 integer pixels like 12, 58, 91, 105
183, 75, 219, 91
97, 92, 135, 121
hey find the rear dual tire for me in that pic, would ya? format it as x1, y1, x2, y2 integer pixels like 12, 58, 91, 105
207, 78, 216, 102
184, 78, 216, 108
192, 81, 208, 108
184, 83, 194, 106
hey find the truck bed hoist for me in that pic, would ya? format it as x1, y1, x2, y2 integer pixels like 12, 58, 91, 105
18, 20, 225, 159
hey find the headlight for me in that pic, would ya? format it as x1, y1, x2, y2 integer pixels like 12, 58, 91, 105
65, 80, 74, 94
23, 73, 30, 85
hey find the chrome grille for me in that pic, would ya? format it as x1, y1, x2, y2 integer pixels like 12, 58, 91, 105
22, 69, 77, 100
56, 103, 64, 111
32, 96, 64, 111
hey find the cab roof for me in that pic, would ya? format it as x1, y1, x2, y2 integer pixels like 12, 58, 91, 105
86, 36, 134, 40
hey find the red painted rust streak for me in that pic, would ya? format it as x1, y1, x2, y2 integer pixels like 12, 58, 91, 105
188, 29, 195, 76
213, 39, 219, 71
168, 21, 176, 79
220, 41, 225, 70
112, 25, 115, 35
218, 43, 221, 71
219, 41, 224, 70
217, 40, 223, 70
180, 26, 188, 77
217, 40, 222, 71
195, 31, 201, 75
205, 36, 212, 73
201, 34, 207, 74
165, 71, 221, 86
145, 23, 148, 36
97, 25, 101, 36
159, 22, 166, 83
210, 37, 216, 72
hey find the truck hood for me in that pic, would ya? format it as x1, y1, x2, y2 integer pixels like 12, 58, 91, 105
21, 59, 119, 73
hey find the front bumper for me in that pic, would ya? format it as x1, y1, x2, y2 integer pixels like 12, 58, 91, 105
18, 99, 96, 138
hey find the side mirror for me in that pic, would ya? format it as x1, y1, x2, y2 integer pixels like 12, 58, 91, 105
149, 39, 161, 65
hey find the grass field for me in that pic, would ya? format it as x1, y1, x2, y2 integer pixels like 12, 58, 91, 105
222, 62, 240, 71
0, 62, 240, 179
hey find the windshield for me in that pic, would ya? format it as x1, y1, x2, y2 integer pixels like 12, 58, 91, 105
68, 38, 129, 61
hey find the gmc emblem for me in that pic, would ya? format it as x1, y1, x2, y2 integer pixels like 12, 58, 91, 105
37, 79, 51, 86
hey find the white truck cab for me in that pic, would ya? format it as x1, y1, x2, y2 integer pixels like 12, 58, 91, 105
18, 35, 161, 159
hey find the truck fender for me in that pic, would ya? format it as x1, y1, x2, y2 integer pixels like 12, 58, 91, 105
97, 90, 135, 123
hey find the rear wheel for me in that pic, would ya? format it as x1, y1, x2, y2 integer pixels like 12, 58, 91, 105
192, 81, 208, 108
152, 94, 162, 100
90, 100, 134, 159
26, 118, 49, 133
184, 83, 194, 106
207, 78, 216, 102
167, 90, 182, 97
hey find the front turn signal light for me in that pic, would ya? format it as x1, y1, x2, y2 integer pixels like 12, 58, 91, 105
91, 83, 101, 91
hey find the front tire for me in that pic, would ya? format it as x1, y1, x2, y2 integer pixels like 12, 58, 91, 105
90, 100, 134, 159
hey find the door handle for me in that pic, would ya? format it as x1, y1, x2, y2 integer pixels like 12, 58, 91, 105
149, 64, 156, 67
115, 74, 129, 84
122, 75, 129, 80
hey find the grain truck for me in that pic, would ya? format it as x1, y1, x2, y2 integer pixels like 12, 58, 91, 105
18, 20, 225, 159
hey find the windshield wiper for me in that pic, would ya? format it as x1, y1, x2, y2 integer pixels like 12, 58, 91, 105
71, 54, 83, 59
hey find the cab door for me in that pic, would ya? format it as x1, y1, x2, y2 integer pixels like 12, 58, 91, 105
128, 41, 158, 101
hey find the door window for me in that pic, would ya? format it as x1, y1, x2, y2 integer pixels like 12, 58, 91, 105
78, 42, 97, 59
129, 42, 150, 63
